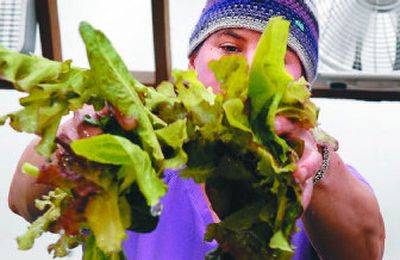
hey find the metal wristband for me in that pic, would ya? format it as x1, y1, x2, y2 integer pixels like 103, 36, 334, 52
313, 146, 330, 185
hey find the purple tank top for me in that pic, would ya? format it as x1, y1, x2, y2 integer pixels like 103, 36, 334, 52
122, 166, 369, 259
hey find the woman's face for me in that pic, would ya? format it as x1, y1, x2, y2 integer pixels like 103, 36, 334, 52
190, 28, 303, 93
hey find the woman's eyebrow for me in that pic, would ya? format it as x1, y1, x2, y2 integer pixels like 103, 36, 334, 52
217, 30, 246, 41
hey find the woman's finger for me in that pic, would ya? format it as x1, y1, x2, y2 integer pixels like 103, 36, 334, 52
58, 105, 103, 141
274, 115, 322, 183
274, 115, 297, 135
300, 178, 314, 209
109, 104, 138, 131
274, 115, 322, 210
292, 129, 322, 183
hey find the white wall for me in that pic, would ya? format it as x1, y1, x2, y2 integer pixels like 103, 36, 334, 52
313, 98, 400, 260
0, 0, 398, 259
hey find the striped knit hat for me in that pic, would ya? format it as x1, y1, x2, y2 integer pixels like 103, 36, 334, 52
189, 0, 319, 82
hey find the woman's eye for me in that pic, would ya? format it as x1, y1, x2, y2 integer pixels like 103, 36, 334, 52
220, 44, 241, 53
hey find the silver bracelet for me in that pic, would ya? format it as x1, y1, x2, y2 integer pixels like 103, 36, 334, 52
313, 146, 330, 185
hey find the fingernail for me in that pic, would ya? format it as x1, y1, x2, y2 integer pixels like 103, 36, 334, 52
121, 117, 138, 131
302, 195, 309, 209
295, 167, 308, 183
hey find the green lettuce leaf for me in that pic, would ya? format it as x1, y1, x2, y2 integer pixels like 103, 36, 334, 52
0, 47, 93, 156
155, 119, 188, 169
47, 234, 83, 258
208, 55, 249, 102
144, 81, 178, 111
204, 223, 269, 260
79, 22, 164, 164
71, 134, 167, 206
21, 162, 39, 177
248, 16, 294, 165
84, 185, 126, 254
17, 189, 68, 250
311, 127, 339, 150
220, 201, 264, 232
223, 98, 252, 134
277, 78, 318, 128
269, 230, 294, 257
173, 69, 216, 108
0, 46, 69, 91
83, 232, 126, 260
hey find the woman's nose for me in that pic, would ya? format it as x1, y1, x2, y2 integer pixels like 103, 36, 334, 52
246, 49, 256, 67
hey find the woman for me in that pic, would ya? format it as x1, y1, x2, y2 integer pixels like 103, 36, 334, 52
9, 0, 385, 259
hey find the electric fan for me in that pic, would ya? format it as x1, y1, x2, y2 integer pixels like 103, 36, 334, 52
0, 0, 36, 53
316, 0, 400, 93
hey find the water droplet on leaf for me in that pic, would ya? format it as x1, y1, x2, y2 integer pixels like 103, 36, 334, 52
150, 202, 163, 217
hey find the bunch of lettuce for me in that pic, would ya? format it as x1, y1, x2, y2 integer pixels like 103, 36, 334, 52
0, 17, 320, 259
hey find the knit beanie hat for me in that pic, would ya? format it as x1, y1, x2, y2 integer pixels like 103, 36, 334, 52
189, 0, 319, 82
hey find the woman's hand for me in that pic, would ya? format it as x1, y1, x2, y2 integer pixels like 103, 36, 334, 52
8, 104, 137, 222
58, 104, 137, 141
275, 118, 384, 259
274, 115, 322, 209
58, 105, 103, 141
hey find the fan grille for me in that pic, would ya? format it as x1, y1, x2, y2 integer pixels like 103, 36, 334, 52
318, 0, 400, 73
0, 0, 36, 54
0, 0, 23, 51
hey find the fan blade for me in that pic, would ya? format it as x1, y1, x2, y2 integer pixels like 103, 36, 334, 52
352, 40, 363, 71
393, 12, 400, 71
319, 0, 373, 71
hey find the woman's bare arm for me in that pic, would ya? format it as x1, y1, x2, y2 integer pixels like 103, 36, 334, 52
303, 151, 385, 260
275, 116, 385, 259
8, 139, 52, 222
